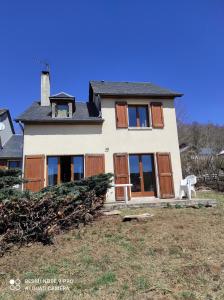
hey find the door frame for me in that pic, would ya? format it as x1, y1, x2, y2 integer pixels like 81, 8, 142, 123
128, 153, 157, 197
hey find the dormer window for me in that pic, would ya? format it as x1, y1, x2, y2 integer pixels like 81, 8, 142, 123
49, 92, 75, 119
55, 103, 69, 118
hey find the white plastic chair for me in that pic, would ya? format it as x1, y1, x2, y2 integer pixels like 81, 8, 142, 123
180, 175, 197, 200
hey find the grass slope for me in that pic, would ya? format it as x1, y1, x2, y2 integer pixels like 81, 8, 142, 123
0, 191, 224, 300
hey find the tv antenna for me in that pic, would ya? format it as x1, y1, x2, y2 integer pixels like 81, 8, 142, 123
35, 58, 50, 72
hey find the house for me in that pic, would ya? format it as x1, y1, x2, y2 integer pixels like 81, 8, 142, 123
180, 143, 217, 159
16, 71, 183, 202
218, 150, 224, 156
0, 109, 23, 169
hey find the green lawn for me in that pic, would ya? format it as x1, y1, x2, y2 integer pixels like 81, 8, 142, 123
0, 191, 224, 300
197, 190, 224, 203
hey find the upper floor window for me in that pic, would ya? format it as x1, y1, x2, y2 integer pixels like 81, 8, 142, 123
55, 103, 69, 118
128, 105, 149, 127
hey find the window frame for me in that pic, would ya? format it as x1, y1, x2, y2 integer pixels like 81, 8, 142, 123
7, 160, 22, 169
47, 155, 84, 186
71, 155, 84, 181
128, 105, 150, 128
47, 156, 60, 186
55, 102, 69, 118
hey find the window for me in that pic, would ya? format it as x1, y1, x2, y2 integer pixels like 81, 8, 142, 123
72, 156, 84, 180
47, 155, 84, 186
47, 157, 58, 186
8, 160, 22, 169
55, 103, 69, 118
128, 105, 149, 127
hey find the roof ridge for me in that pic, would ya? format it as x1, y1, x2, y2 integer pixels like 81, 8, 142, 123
90, 80, 151, 84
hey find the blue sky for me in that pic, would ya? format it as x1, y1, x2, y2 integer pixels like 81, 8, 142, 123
0, 0, 223, 131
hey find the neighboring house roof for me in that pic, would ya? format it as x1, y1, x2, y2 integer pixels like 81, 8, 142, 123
199, 148, 216, 156
179, 144, 217, 156
179, 144, 192, 153
218, 150, 224, 156
90, 80, 183, 97
0, 135, 23, 158
0, 108, 15, 134
15, 101, 103, 124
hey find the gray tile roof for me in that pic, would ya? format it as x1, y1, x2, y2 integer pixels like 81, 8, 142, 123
15, 101, 103, 123
90, 80, 182, 97
0, 109, 15, 134
0, 135, 23, 158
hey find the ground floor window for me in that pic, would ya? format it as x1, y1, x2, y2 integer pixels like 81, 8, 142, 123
48, 157, 58, 186
73, 156, 84, 180
8, 160, 22, 169
129, 154, 156, 196
47, 155, 84, 186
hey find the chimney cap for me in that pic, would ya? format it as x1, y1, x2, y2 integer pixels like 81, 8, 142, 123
41, 70, 50, 75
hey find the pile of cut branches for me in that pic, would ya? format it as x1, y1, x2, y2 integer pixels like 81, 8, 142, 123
0, 173, 113, 256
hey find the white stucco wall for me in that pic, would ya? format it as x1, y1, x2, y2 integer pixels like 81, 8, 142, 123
23, 98, 182, 201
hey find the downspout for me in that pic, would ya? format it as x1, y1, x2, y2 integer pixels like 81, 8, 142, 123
18, 121, 25, 191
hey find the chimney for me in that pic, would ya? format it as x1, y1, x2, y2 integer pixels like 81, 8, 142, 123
41, 71, 50, 106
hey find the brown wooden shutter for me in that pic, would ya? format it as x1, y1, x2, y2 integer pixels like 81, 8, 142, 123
151, 102, 164, 128
85, 154, 105, 177
115, 102, 128, 128
24, 155, 45, 192
114, 153, 130, 201
156, 152, 174, 198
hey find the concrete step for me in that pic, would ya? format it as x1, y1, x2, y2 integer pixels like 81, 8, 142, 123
104, 198, 217, 210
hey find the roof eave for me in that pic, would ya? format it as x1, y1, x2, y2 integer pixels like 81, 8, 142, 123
15, 119, 104, 124
49, 97, 75, 101
0, 155, 23, 159
94, 93, 183, 98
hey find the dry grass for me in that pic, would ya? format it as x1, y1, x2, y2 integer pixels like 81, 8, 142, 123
0, 191, 224, 300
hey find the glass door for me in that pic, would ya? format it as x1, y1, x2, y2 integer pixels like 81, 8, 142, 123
129, 154, 156, 197
129, 155, 141, 193
47, 157, 59, 186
